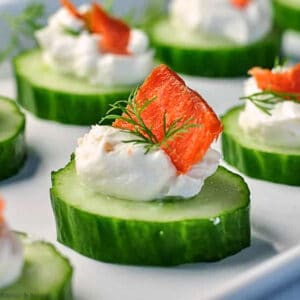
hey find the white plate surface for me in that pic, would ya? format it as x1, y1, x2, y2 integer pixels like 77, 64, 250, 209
1, 1, 300, 299
1, 71, 300, 300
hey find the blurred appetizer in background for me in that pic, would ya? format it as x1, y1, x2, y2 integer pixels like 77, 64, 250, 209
14, 0, 154, 125
0, 97, 26, 181
0, 199, 23, 290
50, 64, 250, 266
273, 0, 300, 58
222, 62, 300, 185
0, 197, 73, 299
150, 0, 281, 77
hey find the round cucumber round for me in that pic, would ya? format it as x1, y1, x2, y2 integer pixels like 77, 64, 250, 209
150, 19, 281, 77
0, 233, 73, 300
222, 106, 300, 185
273, 0, 300, 32
13, 50, 133, 125
50, 160, 250, 266
0, 97, 26, 180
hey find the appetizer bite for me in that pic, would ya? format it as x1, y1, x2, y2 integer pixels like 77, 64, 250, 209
222, 63, 300, 185
273, 0, 300, 58
50, 65, 250, 266
150, 0, 281, 77
14, 0, 154, 125
0, 197, 73, 299
0, 97, 26, 180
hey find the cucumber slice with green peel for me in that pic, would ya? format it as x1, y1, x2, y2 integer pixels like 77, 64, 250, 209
13, 50, 133, 125
0, 97, 26, 180
273, 0, 300, 32
50, 160, 250, 266
222, 106, 300, 185
150, 19, 281, 77
0, 234, 73, 300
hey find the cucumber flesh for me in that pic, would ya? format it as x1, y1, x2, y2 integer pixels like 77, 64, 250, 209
0, 234, 72, 300
50, 160, 250, 266
279, 0, 300, 6
150, 19, 281, 77
273, 0, 300, 32
152, 19, 234, 48
222, 106, 300, 185
0, 97, 26, 180
15, 50, 132, 94
13, 50, 133, 125
0, 98, 23, 141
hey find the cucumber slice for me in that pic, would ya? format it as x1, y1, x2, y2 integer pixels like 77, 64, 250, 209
222, 106, 300, 185
273, 0, 300, 32
13, 50, 133, 125
150, 19, 281, 77
0, 234, 73, 300
0, 97, 26, 180
50, 160, 250, 266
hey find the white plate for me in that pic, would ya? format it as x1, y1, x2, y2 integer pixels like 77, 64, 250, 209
1, 1, 300, 298
1, 71, 300, 300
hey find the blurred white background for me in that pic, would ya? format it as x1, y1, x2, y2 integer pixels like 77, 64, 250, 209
0, 0, 162, 77
0, 0, 153, 52
2, 2, 300, 300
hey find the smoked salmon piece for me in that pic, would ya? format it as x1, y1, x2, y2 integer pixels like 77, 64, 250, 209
60, 0, 83, 19
0, 197, 4, 223
113, 65, 223, 173
91, 3, 130, 55
60, 1, 130, 54
230, 0, 251, 9
249, 64, 300, 97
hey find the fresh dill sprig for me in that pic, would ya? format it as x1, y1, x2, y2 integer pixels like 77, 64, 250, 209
0, 2, 45, 63
100, 88, 201, 153
159, 114, 200, 148
240, 90, 300, 116
273, 56, 287, 69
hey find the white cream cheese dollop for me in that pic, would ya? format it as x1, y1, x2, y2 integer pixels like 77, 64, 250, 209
75, 126, 221, 201
35, 7, 154, 86
0, 224, 24, 288
169, 0, 272, 44
239, 75, 300, 148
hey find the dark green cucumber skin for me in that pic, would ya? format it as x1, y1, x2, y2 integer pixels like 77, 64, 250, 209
222, 106, 300, 186
0, 241, 73, 300
0, 98, 26, 181
13, 54, 131, 126
150, 23, 281, 77
50, 163, 250, 266
273, 0, 300, 32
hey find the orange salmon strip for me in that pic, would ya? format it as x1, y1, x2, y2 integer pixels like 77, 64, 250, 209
249, 64, 300, 97
230, 0, 251, 9
90, 3, 130, 55
0, 197, 5, 224
113, 65, 223, 173
60, 0, 83, 19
